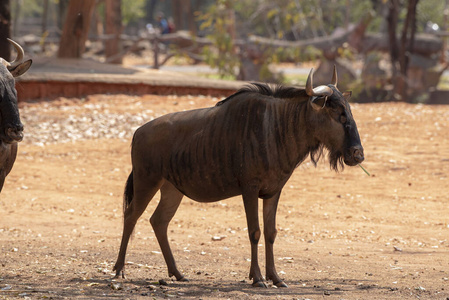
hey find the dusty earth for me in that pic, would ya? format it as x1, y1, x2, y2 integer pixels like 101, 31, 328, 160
1, 93, 449, 299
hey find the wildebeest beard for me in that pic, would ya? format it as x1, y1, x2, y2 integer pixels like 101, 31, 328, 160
309, 144, 345, 172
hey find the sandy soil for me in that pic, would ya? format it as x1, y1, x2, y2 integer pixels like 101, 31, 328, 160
1, 94, 449, 299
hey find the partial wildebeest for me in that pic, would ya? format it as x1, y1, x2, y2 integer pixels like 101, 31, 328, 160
114, 67, 364, 287
0, 39, 32, 192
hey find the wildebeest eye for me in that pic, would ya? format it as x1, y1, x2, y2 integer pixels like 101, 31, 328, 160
340, 113, 347, 124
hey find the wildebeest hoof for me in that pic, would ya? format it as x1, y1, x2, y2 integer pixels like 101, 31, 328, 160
274, 281, 288, 288
177, 276, 189, 282
112, 274, 126, 279
113, 272, 126, 280
252, 280, 267, 288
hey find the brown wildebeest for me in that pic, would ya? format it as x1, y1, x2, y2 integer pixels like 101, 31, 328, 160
113, 67, 364, 287
0, 39, 32, 192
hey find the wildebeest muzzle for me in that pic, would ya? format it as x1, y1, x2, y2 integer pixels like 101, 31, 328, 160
0, 123, 24, 143
5, 125, 24, 143
345, 145, 364, 166
343, 120, 364, 166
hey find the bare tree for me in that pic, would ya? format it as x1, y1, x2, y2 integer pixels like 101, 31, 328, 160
58, 0, 96, 58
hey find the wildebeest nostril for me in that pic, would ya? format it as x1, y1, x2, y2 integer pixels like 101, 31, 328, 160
6, 127, 24, 142
353, 148, 364, 163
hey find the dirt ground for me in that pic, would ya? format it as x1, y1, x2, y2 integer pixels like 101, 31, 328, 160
1, 93, 448, 299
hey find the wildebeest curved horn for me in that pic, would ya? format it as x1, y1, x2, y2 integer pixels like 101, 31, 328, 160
306, 68, 333, 97
331, 65, 337, 87
306, 68, 314, 97
6, 38, 24, 69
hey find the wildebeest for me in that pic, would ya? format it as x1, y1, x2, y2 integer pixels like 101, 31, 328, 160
0, 39, 32, 192
113, 67, 364, 287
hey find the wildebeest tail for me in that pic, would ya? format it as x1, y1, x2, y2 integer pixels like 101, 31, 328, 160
123, 171, 134, 214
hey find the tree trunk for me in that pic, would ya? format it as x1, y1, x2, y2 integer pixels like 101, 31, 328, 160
91, 5, 104, 38
12, 0, 21, 37
171, 0, 183, 30
186, 0, 195, 34
170, 0, 196, 33
145, 0, 158, 24
0, 0, 11, 61
388, 0, 419, 101
105, 0, 123, 64
387, 0, 399, 84
57, 0, 70, 32
442, 0, 449, 64
42, 0, 49, 52
58, 0, 96, 58
399, 0, 418, 75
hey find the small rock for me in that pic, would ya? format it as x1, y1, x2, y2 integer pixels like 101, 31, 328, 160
393, 246, 402, 252
159, 279, 167, 286
87, 282, 99, 287
111, 282, 122, 290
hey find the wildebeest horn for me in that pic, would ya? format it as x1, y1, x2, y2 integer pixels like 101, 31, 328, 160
6, 38, 24, 69
305, 68, 333, 97
331, 65, 337, 87
305, 68, 314, 96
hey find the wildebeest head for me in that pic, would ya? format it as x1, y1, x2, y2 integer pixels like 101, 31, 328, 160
306, 66, 364, 171
0, 39, 32, 144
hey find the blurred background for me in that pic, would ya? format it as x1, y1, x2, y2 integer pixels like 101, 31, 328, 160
1, 0, 448, 103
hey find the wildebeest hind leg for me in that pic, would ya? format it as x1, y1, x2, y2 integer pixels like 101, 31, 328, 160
263, 193, 288, 287
150, 181, 187, 281
113, 173, 164, 278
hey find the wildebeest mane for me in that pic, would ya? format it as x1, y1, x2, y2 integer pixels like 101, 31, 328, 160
309, 144, 345, 172
216, 83, 308, 106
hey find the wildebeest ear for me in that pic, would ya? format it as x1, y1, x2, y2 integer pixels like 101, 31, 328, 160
9, 59, 32, 78
343, 91, 352, 101
310, 96, 327, 110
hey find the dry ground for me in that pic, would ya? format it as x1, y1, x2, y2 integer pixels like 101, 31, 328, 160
1, 94, 448, 299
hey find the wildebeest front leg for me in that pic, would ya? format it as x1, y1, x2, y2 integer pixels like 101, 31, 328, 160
242, 192, 266, 287
150, 181, 187, 281
263, 193, 288, 287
